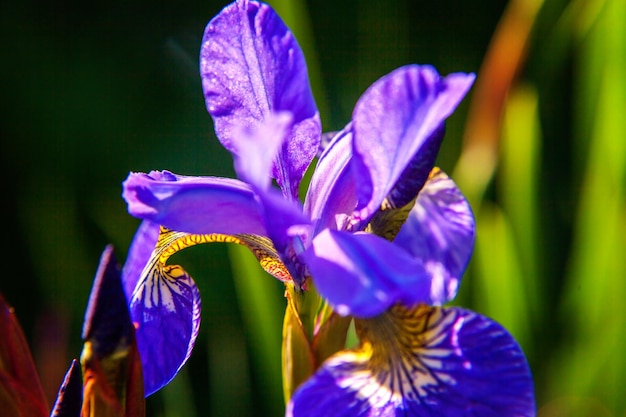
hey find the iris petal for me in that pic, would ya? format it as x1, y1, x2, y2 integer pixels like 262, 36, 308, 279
288, 305, 535, 417
122, 220, 160, 300
255, 187, 311, 257
129, 229, 201, 395
232, 112, 293, 190
128, 226, 294, 395
304, 230, 432, 318
200, 0, 321, 198
130, 264, 200, 396
304, 126, 357, 234
229, 112, 313, 284
351, 65, 475, 223
122, 170, 267, 236
395, 168, 475, 305
386, 125, 445, 209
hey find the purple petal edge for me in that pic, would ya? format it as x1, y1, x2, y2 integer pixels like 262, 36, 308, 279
122, 220, 160, 301
122, 170, 268, 237
352, 65, 475, 223
304, 126, 356, 234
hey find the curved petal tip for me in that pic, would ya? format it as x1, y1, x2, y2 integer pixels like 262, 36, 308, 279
130, 262, 201, 395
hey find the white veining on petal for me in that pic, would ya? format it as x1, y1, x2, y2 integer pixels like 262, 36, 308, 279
451, 314, 465, 356
395, 168, 475, 306
322, 306, 467, 410
291, 305, 536, 416
426, 261, 446, 304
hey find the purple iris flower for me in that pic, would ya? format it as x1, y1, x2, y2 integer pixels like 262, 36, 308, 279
121, 0, 535, 414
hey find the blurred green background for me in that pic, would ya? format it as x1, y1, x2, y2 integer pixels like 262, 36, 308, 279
1, 0, 624, 416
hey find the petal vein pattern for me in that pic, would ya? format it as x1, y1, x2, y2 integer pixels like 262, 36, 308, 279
130, 226, 291, 395
288, 305, 535, 417
395, 168, 475, 306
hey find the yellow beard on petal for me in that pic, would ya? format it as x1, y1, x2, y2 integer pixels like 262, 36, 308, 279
325, 304, 465, 409
152, 226, 293, 283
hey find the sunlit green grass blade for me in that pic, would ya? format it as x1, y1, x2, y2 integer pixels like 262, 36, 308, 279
548, 0, 626, 413
473, 202, 531, 349
500, 85, 543, 333
471, 85, 543, 357
228, 244, 285, 416
453, 0, 544, 212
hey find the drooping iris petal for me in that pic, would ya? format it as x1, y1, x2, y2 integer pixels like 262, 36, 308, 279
304, 229, 432, 318
122, 170, 267, 236
352, 65, 475, 222
288, 305, 535, 417
304, 126, 357, 234
129, 228, 202, 395
395, 168, 475, 305
200, 0, 321, 198
127, 226, 297, 395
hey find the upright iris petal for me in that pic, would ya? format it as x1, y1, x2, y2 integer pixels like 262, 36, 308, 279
305, 169, 475, 318
351, 65, 475, 223
304, 127, 356, 233
200, 0, 321, 198
304, 66, 476, 319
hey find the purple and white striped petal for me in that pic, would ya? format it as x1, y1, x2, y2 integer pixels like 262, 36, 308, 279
200, 0, 321, 198
288, 306, 535, 417
351, 65, 475, 223
128, 229, 202, 396
395, 168, 475, 305
122, 170, 267, 237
